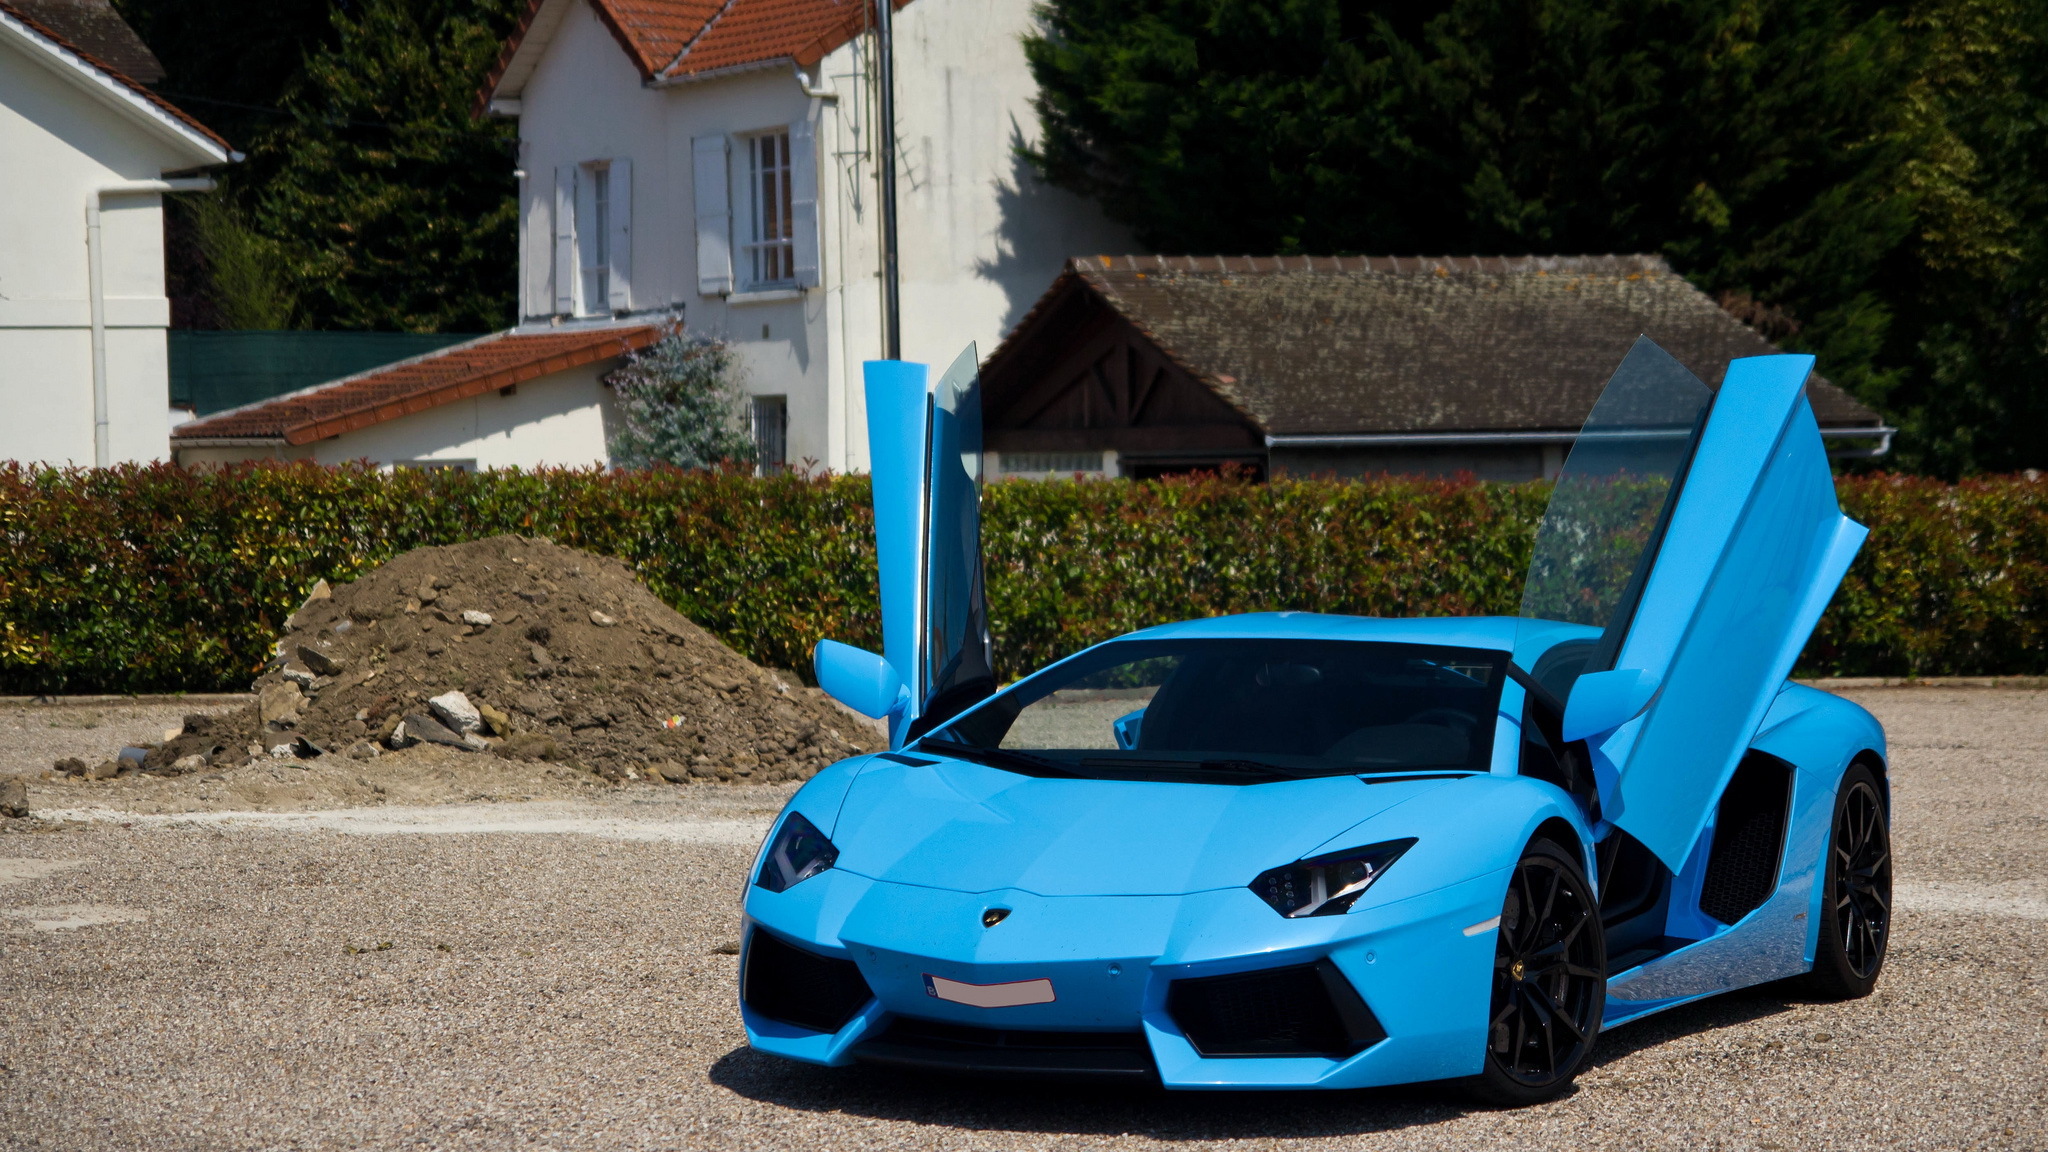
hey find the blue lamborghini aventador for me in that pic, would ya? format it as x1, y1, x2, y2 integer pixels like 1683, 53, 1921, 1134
738, 337, 1892, 1104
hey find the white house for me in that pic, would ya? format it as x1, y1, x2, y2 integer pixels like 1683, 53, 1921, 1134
0, 0, 233, 466
175, 0, 1131, 471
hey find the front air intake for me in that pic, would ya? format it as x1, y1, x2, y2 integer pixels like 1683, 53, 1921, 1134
1167, 959, 1385, 1058
742, 928, 874, 1034
854, 1018, 1155, 1081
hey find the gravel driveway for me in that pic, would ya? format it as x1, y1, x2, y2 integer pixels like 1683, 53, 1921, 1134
1, 687, 2043, 1151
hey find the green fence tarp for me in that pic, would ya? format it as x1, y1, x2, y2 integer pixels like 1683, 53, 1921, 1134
168, 331, 480, 416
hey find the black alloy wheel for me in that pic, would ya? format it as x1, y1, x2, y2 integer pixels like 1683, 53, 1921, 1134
1801, 764, 1892, 998
1467, 839, 1606, 1106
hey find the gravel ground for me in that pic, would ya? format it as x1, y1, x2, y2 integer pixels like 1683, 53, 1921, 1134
0, 687, 2043, 1151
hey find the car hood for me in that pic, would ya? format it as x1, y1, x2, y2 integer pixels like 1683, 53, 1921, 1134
826, 754, 1454, 897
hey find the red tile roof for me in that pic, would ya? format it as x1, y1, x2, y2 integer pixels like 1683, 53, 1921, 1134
173, 326, 662, 446
483, 0, 902, 107
0, 0, 229, 155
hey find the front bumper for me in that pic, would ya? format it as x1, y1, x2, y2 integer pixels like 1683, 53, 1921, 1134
740, 866, 1506, 1090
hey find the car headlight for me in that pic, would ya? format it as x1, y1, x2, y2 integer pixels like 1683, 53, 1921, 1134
1250, 838, 1416, 918
755, 811, 839, 893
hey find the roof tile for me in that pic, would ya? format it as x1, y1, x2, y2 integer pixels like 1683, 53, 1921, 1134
0, 0, 228, 153
985, 255, 1884, 436
173, 326, 661, 446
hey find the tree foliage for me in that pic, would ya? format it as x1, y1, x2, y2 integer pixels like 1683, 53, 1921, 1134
606, 327, 759, 471
117, 0, 522, 334
1025, 0, 2048, 474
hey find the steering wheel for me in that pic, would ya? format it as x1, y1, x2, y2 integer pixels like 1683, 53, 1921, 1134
1407, 707, 1479, 731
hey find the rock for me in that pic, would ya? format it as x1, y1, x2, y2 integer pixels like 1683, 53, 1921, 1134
346, 741, 381, 760
589, 610, 618, 627
297, 644, 346, 676
476, 703, 513, 737
269, 744, 297, 759
653, 762, 690, 784
400, 712, 471, 750
0, 778, 27, 818
303, 579, 332, 604
171, 754, 208, 774
282, 667, 318, 687
258, 681, 304, 726
428, 691, 483, 733
461, 609, 494, 627
387, 721, 415, 749
528, 645, 554, 670
86, 760, 119, 781
53, 757, 85, 777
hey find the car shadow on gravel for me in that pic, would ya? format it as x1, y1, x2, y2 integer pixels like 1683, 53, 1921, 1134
1584, 984, 1805, 1071
707, 1047, 1481, 1138
708, 988, 1808, 1136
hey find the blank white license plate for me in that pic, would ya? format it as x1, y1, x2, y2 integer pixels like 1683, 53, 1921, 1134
923, 973, 1056, 1008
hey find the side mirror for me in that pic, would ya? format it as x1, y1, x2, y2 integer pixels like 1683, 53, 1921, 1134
813, 639, 906, 720
1113, 707, 1145, 750
1561, 668, 1661, 743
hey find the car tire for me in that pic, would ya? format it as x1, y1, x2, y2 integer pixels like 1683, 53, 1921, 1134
1465, 838, 1606, 1107
1798, 763, 1891, 999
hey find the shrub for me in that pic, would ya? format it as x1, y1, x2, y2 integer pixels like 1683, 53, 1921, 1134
0, 463, 2039, 694
604, 325, 756, 471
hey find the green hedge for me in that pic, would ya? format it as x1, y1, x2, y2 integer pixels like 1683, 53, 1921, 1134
0, 463, 2041, 694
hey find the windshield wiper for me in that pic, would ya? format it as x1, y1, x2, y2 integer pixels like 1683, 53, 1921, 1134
914, 738, 1084, 778
1077, 756, 1313, 781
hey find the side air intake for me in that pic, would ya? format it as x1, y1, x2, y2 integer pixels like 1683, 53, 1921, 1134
1699, 751, 1794, 925
1166, 959, 1385, 1058
742, 929, 873, 1034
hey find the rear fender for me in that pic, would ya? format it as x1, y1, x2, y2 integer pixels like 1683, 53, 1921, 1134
1748, 683, 1887, 965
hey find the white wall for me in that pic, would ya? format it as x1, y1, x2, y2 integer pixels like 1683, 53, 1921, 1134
509, 0, 1134, 476
0, 34, 204, 465
177, 362, 619, 469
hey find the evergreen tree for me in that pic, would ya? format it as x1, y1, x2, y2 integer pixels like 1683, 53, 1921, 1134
117, 0, 522, 334
254, 0, 522, 332
606, 328, 759, 471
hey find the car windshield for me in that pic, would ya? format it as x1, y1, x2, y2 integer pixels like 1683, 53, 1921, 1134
923, 638, 1507, 783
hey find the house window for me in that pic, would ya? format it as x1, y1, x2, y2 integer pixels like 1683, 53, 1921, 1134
391, 459, 478, 473
751, 395, 788, 472
997, 451, 1110, 479
744, 132, 794, 287
580, 162, 611, 312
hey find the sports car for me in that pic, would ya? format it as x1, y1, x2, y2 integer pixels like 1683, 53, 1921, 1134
738, 337, 1892, 1103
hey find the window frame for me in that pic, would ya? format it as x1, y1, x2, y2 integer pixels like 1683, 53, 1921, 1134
740, 129, 796, 289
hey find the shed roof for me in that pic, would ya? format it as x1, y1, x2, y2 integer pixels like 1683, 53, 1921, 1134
172, 325, 661, 447
986, 255, 1884, 438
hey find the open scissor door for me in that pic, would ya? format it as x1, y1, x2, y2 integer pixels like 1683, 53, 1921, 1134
1520, 338, 1867, 872
862, 345, 994, 745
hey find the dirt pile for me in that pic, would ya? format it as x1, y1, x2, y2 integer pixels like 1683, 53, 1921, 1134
61, 536, 880, 784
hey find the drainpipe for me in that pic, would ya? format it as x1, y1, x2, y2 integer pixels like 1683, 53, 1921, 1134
873, 0, 901, 360
87, 177, 215, 465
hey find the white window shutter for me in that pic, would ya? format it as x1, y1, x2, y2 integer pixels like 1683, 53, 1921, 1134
607, 157, 632, 312
552, 165, 576, 314
692, 134, 733, 295
575, 167, 600, 314
790, 119, 820, 288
